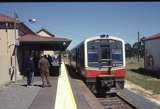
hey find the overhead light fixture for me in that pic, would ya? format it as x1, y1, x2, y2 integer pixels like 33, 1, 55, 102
63, 42, 66, 46
28, 19, 36, 23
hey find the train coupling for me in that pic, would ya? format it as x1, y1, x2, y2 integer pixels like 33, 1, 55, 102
96, 75, 115, 93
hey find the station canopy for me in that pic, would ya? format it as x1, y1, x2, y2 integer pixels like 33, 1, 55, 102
17, 34, 71, 51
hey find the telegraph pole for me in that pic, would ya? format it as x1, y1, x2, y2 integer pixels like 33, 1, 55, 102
137, 32, 140, 62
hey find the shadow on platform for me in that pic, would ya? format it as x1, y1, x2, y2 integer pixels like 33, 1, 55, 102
33, 66, 60, 77
21, 84, 43, 88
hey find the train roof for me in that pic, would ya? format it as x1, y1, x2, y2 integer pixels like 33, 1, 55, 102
85, 35, 124, 43
71, 40, 84, 51
71, 35, 124, 50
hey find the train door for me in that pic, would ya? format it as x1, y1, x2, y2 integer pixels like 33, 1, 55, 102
76, 48, 80, 70
99, 44, 112, 67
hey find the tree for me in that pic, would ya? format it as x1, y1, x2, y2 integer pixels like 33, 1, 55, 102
125, 43, 132, 58
139, 37, 145, 58
132, 36, 146, 58
132, 42, 139, 57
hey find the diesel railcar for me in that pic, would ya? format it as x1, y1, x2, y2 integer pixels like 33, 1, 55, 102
70, 35, 126, 93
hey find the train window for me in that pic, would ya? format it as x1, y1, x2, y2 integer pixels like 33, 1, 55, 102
101, 46, 110, 60
111, 41, 123, 67
87, 39, 123, 68
109, 40, 115, 43
88, 46, 98, 62
100, 40, 109, 45
87, 42, 99, 67
88, 52, 98, 62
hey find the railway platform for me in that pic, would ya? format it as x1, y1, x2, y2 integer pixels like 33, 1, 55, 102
1, 60, 160, 109
0, 60, 104, 109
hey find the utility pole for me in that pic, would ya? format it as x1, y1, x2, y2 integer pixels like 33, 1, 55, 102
137, 32, 140, 62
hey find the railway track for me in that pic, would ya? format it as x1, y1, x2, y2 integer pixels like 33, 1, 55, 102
97, 93, 138, 109
66, 65, 139, 109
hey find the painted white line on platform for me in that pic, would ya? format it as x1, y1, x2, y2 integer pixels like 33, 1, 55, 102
54, 60, 77, 109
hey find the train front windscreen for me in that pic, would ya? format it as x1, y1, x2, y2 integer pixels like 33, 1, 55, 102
87, 39, 123, 68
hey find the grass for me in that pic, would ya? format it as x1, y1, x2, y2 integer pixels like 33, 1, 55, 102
126, 57, 160, 94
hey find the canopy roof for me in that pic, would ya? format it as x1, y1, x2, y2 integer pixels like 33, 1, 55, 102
17, 34, 71, 51
0, 13, 18, 22
145, 33, 160, 41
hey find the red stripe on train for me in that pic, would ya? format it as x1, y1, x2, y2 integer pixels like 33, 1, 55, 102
84, 68, 126, 78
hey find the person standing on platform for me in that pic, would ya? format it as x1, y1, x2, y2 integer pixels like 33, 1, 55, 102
24, 55, 35, 88
38, 55, 52, 88
47, 54, 53, 73
47, 54, 53, 66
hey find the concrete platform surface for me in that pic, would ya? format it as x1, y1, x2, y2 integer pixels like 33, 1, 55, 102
0, 77, 58, 109
0, 63, 104, 109
70, 78, 105, 109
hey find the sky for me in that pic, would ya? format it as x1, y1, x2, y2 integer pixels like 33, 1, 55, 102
0, 2, 160, 49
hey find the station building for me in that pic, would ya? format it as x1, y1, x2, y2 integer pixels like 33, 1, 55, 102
144, 33, 160, 73
0, 12, 71, 85
36, 28, 55, 56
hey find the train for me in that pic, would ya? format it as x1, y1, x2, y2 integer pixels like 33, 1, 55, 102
70, 34, 126, 94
